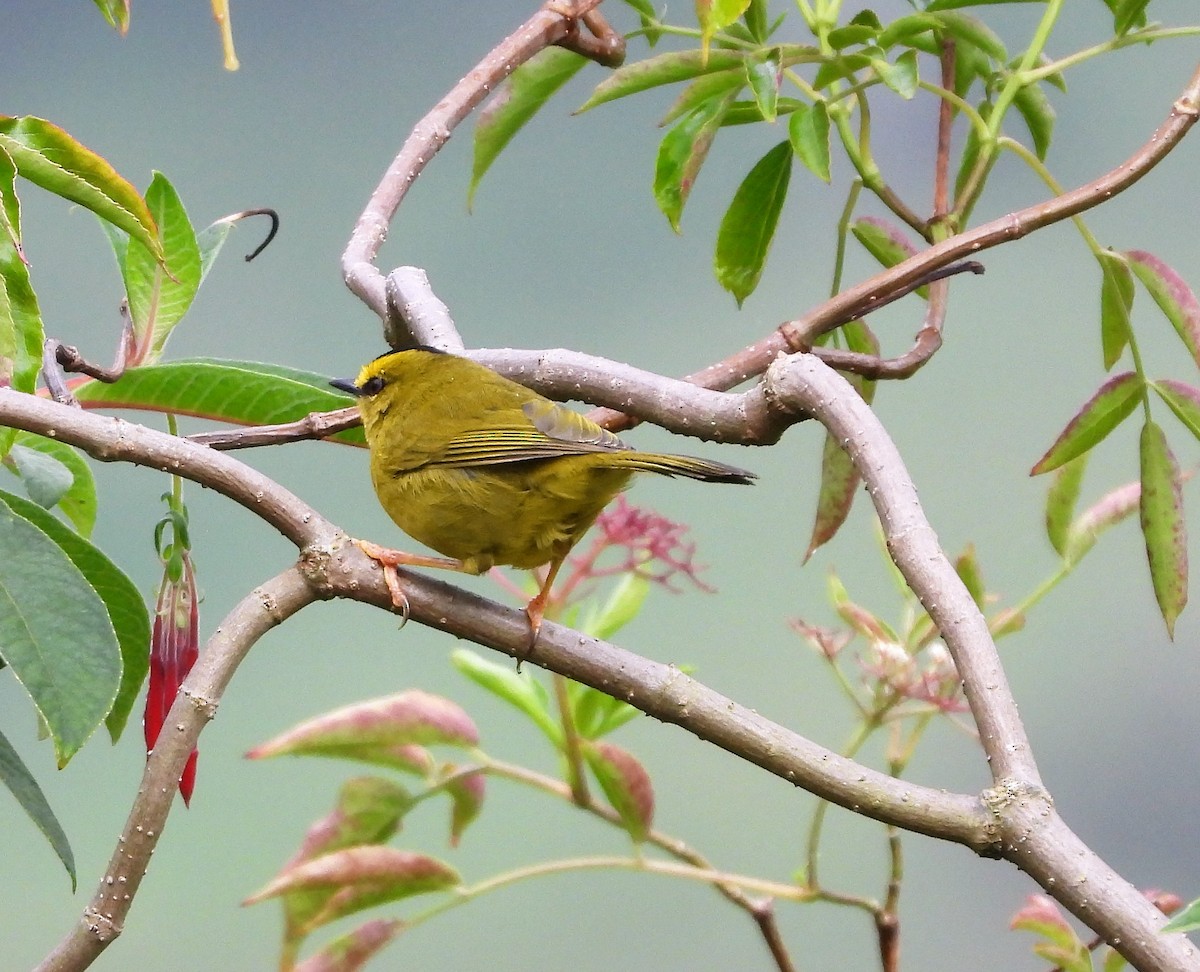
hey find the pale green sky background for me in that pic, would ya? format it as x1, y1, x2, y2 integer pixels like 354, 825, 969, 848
3, 3, 1199, 970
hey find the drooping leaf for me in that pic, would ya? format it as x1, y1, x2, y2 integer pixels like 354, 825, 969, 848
0, 495, 121, 766
1012, 80, 1056, 160
744, 50, 781, 121
873, 50, 920, 100
1126, 249, 1200, 369
0, 116, 160, 262
932, 11, 1008, 62
714, 140, 792, 305
1044, 455, 1087, 558
851, 217, 924, 292
6, 444, 73, 509
443, 768, 485, 846
0, 188, 44, 440
569, 679, 642, 739
0, 488, 148, 742
470, 48, 588, 208
578, 571, 650, 642
787, 101, 831, 182
0, 146, 22, 258
292, 919, 405, 972
695, 0, 752, 60
74, 358, 365, 445
654, 95, 734, 232
1139, 420, 1187, 636
1030, 372, 1143, 475
450, 648, 561, 746
954, 544, 987, 609
1109, 0, 1152, 36
1163, 896, 1200, 933
1098, 250, 1134, 369
660, 69, 747, 127
0, 727, 75, 888
577, 49, 748, 113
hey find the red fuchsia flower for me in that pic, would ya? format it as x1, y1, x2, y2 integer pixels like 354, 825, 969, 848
144, 495, 200, 805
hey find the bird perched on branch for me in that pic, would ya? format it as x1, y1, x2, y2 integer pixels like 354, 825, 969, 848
331, 347, 755, 652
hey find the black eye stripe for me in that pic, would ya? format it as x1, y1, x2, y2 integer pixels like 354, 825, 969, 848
361, 376, 385, 395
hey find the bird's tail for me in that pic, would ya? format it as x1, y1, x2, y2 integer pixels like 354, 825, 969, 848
613, 452, 756, 484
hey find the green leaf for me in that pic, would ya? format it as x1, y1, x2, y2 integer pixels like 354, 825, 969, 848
788, 102, 831, 182
622, 0, 663, 45
878, 14, 942, 50
450, 649, 562, 746
654, 95, 734, 232
851, 217, 922, 290
569, 681, 641, 739
1139, 420, 1187, 636
119, 172, 201, 363
1098, 250, 1134, 369
6, 444, 73, 508
195, 219, 234, 286
714, 140, 792, 305
0, 184, 45, 423
1044, 455, 1086, 559
744, 50, 780, 122
1151, 379, 1200, 445
1126, 250, 1200, 370
660, 69, 747, 127
1012, 80, 1056, 159
827, 24, 880, 50
74, 358, 366, 445
579, 571, 650, 641
0, 146, 22, 256
0, 727, 75, 888
583, 740, 654, 842
577, 49, 748, 112
0, 116, 161, 263
954, 100, 994, 202
933, 11, 1008, 62
1162, 896, 1200, 933
873, 50, 920, 100
9, 432, 98, 536
927, 0, 1048, 10
0, 495, 121, 766
0, 488, 148, 742
470, 48, 588, 208
1030, 372, 1143, 475
743, 0, 769, 42
1109, 0, 1151, 36
92, 0, 130, 33
812, 53, 873, 91
696, 0, 752, 58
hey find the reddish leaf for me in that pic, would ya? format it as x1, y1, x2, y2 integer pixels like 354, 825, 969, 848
442, 767, 486, 847
1151, 379, 1200, 445
1139, 420, 1188, 636
292, 919, 405, 972
584, 741, 654, 842
1127, 250, 1200, 370
246, 691, 478, 766
1030, 372, 1143, 475
1063, 480, 1141, 565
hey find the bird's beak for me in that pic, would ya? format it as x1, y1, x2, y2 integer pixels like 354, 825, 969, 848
329, 377, 362, 397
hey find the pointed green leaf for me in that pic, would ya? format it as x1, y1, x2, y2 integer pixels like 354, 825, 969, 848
74, 358, 366, 445
1152, 379, 1200, 445
583, 740, 654, 842
1162, 896, 1200, 933
1126, 250, 1200, 370
714, 140, 792, 305
1030, 372, 1143, 475
1044, 455, 1086, 558
654, 95, 733, 232
878, 14, 942, 50
955, 544, 987, 609
0, 116, 161, 262
0, 488, 148, 742
933, 11, 1008, 62
9, 432, 97, 536
788, 101, 831, 182
569, 681, 641, 739
874, 50, 920, 100
0, 194, 44, 417
1139, 420, 1187, 636
660, 69, 747, 127
92, 0, 130, 34
622, 0, 663, 46
927, 0, 1048, 10
196, 219, 234, 286
851, 217, 923, 292
1012, 80, 1056, 159
696, 0, 752, 59
470, 48, 588, 208
120, 172, 201, 363
0, 495, 120, 766
0, 727, 75, 888
0, 146, 22, 257
827, 24, 880, 50
743, 0, 769, 42
812, 54, 873, 91
579, 571, 651, 641
954, 100, 994, 201
450, 648, 561, 746
577, 49, 748, 113
1098, 250, 1134, 369
1111, 0, 1151, 36
744, 51, 780, 122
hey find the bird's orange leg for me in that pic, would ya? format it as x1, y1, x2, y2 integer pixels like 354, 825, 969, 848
520, 556, 567, 668
353, 539, 468, 618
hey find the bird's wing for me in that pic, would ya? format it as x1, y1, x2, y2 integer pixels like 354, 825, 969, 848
429, 399, 631, 468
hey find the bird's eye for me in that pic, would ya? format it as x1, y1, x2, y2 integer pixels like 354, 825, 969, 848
361, 376, 385, 396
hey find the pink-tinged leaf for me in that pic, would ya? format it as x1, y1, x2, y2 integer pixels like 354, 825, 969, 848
829, 573, 899, 642
1139, 420, 1188, 637
1097, 250, 1134, 370
1151, 379, 1200, 445
245, 846, 460, 911
989, 608, 1026, 638
246, 691, 479, 766
805, 431, 860, 561
788, 618, 852, 660
577, 49, 748, 113
1045, 455, 1087, 558
442, 767, 486, 847
654, 94, 735, 232
584, 741, 654, 842
293, 919, 405, 972
1030, 372, 1143, 475
1126, 250, 1200, 370
91, 0, 130, 35
1011, 894, 1090, 971
1063, 480, 1141, 565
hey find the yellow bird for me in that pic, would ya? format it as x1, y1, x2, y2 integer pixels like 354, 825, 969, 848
331, 348, 754, 647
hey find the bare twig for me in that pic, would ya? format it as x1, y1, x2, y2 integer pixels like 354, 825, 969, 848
185, 406, 361, 450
